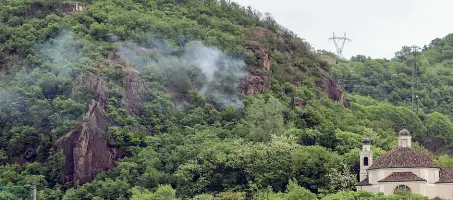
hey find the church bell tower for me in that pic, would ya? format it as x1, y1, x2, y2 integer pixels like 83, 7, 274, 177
398, 129, 412, 148
360, 137, 373, 182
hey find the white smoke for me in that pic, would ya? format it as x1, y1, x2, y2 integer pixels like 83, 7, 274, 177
0, 88, 20, 112
117, 40, 248, 107
0, 31, 95, 125
185, 42, 222, 82
36, 31, 95, 79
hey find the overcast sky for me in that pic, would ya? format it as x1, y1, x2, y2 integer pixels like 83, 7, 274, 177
234, 0, 453, 59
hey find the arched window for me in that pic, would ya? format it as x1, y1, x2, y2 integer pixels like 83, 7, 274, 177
364, 157, 369, 166
394, 185, 411, 193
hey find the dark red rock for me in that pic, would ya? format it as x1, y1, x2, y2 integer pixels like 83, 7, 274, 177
238, 75, 272, 96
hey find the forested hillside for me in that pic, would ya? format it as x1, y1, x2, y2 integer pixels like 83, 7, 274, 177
0, 0, 452, 199
332, 34, 453, 156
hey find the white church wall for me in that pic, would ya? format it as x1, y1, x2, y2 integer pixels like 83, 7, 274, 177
368, 170, 377, 184
426, 168, 440, 183
434, 183, 453, 200
368, 168, 439, 184
378, 181, 425, 195
357, 185, 379, 193
425, 184, 440, 199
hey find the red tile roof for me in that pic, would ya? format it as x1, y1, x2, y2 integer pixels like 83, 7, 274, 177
355, 177, 372, 186
368, 147, 436, 170
437, 167, 453, 183
378, 172, 426, 182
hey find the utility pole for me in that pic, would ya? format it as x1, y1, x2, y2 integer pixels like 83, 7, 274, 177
410, 45, 421, 113
329, 32, 351, 59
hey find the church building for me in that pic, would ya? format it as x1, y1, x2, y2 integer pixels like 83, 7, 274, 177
355, 129, 453, 199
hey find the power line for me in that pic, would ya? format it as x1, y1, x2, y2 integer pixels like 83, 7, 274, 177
427, 69, 453, 102
410, 45, 421, 113
409, 46, 453, 113
329, 32, 351, 59
421, 72, 453, 113
418, 60, 453, 113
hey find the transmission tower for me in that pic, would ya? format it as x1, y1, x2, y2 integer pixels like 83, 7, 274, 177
410, 45, 421, 113
329, 32, 351, 59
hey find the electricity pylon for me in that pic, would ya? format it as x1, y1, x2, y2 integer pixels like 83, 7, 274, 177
329, 32, 351, 59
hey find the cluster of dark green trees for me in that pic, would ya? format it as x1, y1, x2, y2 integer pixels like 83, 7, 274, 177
0, 0, 453, 199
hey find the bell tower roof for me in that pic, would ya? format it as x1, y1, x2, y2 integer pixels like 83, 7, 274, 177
363, 137, 370, 144
399, 129, 411, 136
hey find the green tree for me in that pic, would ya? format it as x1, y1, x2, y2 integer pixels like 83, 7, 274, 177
130, 185, 179, 200
243, 96, 286, 142
292, 146, 341, 193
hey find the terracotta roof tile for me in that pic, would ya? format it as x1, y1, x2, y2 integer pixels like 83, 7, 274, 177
368, 147, 436, 170
355, 177, 372, 186
437, 167, 453, 183
379, 172, 426, 182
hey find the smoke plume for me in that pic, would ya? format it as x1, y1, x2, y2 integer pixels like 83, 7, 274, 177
0, 32, 95, 126
117, 39, 247, 107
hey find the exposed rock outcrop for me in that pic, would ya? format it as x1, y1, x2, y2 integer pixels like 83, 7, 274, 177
121, 66, 145, 115
73, 72, 109, 108
106, 50, 146, 115
59, 73, 118, 186
59, 2, 87, 13
318, 70, 349, 106
262, 51, 270, 71
241, 40, 272, 95
59, 100, 117, 186
245, 40, 271, 72
238, 75, 272, 96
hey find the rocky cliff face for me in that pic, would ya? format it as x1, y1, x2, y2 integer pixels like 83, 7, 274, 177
57, 50, 147, 185
262, 51, 270, 71
239, 37, 273, 96
244, 28, 347, 105
107, 50, 146, 115
318, 70, 348, 106
121, 66, 145, 115
59, 100, 118, 186
73, 72, 109, 108
58, 72, 118, 186
238, 75, 272, 96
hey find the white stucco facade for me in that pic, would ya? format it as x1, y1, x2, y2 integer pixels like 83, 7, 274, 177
357, 167, 453, 199
356, 130, 453, 199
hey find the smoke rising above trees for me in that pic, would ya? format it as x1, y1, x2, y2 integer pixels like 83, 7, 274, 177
117, 39, 248, 107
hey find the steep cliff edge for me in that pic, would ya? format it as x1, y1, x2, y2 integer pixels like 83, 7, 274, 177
58, 99, 118, 186
318, 70, 348, 106
57, 51, 147, 185
58, 72, 118, 186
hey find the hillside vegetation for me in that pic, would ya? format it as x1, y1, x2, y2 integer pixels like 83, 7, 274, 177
332, 34, 453, 156
0, 0, 452, 199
